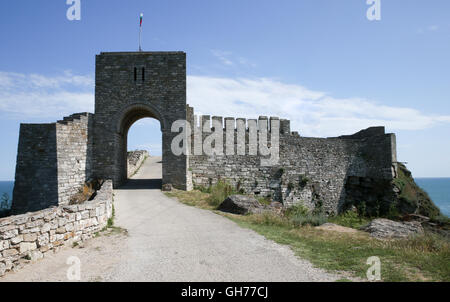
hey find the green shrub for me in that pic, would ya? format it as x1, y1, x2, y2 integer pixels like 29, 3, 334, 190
431, 214, 450, 225
257, 197, 272, 206
0, 193, 9, 209
284, 203, 309, 218
193, 184, 211, 194
207, 180, 236, 208
285, 203, 327, 227
298, 175, 309, 188
394, 163, 441, 218
329, 211, 370, 229
0, 193, 11, 218
291, 212, 328, 227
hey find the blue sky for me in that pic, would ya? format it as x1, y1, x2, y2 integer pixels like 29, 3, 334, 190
0, 0, 449, 180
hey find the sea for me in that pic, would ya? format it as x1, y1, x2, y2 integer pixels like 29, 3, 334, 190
415, 178, 450, 217
0, 179, 449, 216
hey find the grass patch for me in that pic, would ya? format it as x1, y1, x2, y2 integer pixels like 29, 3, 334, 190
165, 189, 214, 210
99, 203, 127, 236
228, 214, 450, 281
167, 180, 238, 210
208, 180, 237, 208
328, 211, 371, 229
169, 189, 450, 282
256, 196, 272, 206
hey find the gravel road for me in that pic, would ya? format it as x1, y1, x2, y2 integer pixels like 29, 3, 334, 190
1, 156, 348, 282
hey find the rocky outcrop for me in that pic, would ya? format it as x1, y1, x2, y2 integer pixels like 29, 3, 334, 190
0, 180, 113, 277
127, 150, 149, 177
361, 218, 424, 239
392, 163, 441, 219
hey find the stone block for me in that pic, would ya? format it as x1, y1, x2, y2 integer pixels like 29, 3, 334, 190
19, 242, 37, 254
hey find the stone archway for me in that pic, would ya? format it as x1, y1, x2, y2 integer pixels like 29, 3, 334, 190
92, 51, 189, 189
116, 102, 164, 185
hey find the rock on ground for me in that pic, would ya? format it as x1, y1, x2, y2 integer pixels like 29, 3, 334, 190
361, 218, 424, 239
217, 195, 268, 215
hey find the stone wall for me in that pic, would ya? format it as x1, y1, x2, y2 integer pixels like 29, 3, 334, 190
93, 52, 188, 189
56, 113, 94, 206
127, 150, 149, 177
0, 180, 113, 277
188, 113, 396, 215
10, 51, 398, 218
12, 123, 58, 214
12, 113, 94, 214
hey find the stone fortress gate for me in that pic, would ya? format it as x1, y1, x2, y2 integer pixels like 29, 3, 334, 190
11, 51, 398, 216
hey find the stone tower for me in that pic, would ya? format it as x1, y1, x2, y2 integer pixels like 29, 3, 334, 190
93, 51, 188, 189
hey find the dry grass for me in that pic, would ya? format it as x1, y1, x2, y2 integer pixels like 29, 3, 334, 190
168, 188, 450, 282
165, 189, 214, 210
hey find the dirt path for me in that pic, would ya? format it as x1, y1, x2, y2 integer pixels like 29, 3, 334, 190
1, 156, 348, 282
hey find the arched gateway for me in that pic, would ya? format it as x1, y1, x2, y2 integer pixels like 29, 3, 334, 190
12, 50, 398, 217
11, 52, 190, 214
93, 52, 188, 189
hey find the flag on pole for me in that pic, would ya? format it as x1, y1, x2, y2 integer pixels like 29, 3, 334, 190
139, 13, 143, 51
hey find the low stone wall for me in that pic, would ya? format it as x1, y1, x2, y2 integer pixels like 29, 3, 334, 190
0, 180, 113, 277
127, 150, 149, 177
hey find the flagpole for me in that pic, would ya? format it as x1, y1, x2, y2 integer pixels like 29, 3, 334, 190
139, 13, 143, 52
139, 26, 142, 52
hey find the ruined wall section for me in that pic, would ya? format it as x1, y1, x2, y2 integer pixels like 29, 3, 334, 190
11, 113, 94, 214
56, 113, 94, 206
188, 111, 396, 215
12, 124, 58, 215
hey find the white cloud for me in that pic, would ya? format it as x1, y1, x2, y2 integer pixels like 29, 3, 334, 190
0, 71, 94, 118
211, 50, 256, 68
211, 50, 234, 66
187, 76, 450, 137
1, 70, 449, 138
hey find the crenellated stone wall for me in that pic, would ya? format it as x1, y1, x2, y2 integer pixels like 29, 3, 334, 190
0, 180, 113, 277
187, 110, 397, 215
